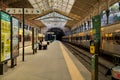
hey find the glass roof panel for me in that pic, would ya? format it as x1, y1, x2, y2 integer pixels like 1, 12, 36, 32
36, 0, 41, 2
38, 2, 42, 6
35, 12, 72, 28
67, 4, 72, 8
29, 0, 75, 13
28, 0, 36, 4
69, 0, 75, 4
29, 0, 75, 28
58, 0, 62, 3
33, 4, 38, 8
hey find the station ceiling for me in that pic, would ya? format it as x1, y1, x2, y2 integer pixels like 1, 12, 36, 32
3, 0, 120, 29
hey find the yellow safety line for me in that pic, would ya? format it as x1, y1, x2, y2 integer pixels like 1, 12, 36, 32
60, 43, 85, 80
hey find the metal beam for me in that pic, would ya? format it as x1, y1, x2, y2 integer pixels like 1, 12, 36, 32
54, 9, 80, 21
39, 17, 72, 20
29, 10, 53, 20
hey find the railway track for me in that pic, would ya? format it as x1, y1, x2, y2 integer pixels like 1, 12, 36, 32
63, 42, 115, 80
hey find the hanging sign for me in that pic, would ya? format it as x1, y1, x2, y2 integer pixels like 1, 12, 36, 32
6, 8, 42, 14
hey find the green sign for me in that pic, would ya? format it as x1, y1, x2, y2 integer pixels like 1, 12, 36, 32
1, 12, 10, 22
0, 11, 11, 62
92, 15, 101, 42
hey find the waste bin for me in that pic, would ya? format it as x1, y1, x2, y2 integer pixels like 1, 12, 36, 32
112, 66, 120, 80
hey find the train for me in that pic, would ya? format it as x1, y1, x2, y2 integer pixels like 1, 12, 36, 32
62, 22, 120, 56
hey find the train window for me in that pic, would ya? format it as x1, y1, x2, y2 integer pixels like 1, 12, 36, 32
76, 37, 78, 40
106, 37, 109, 40
104, 36, 106, 40
73, 37, 75, 40
82, 36, 84, 40
111, 37, 113, 40
78, 37, 79, 40
108, 37, 110, 40
86, 36, 89, 40
80, 36, 82, 40
86, 35, 88, 40
84, 36, 86, 40
87, 35, 90, 40
115, 36, 119, 40
117, 36, 120, 40
81, 36, 83, 40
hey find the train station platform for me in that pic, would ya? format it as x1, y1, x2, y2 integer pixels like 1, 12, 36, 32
0, 41, 91, 80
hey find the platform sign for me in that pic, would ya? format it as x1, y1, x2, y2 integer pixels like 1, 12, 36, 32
0, 11, 11, 62
11, 17, 19, 58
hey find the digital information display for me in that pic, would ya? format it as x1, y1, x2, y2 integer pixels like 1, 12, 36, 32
11, 17, 19, 58
0, 11, 11, 62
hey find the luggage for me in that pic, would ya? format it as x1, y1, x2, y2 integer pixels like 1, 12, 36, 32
39, 43, 42, 50
43, 45, 47, 50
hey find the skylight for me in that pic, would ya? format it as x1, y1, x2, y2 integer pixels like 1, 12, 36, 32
28, 0, 75, 14
28, 0, 75, 28
35, 12, 72, 29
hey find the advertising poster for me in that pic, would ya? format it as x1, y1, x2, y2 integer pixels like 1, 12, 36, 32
0, 11, 11, 62
11, 17, 19, 58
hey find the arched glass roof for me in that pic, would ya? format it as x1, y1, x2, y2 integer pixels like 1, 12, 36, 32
35, 12, 72, 29
28, 0, 75, 14
29, 0, 75, 28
